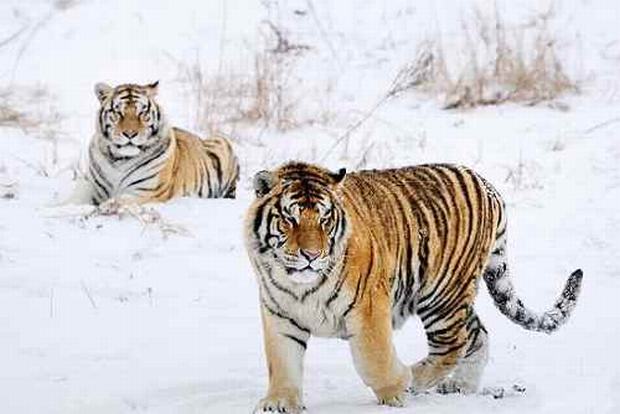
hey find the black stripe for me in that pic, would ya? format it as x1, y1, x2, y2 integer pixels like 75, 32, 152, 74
326, 264, 349, 308
342, 247, 373, 318
262, 301, 310, 334
89, 166, 110, 198
119, 141, 169, 186
422, 299, 469, 330
265, 267, 299, 301
282, 334, 307, 350
429, 342, 466, 357
258, 271, 286, 314
300, 275, 328, 302
126, 172, 158, 188
205, 151, 222, 190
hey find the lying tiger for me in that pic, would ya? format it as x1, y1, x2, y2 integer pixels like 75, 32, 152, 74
86, 81, 239, 204
245, 162, 582, 412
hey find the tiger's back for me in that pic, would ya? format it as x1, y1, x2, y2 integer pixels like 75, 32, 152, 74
340, 164, 503, 328
151, 128, 239, 202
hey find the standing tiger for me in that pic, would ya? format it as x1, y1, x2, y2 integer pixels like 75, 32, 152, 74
245, 161, 582, 412
86, 81, 239, 204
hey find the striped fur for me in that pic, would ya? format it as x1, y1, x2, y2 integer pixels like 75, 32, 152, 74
245, 162, 582, 411
87, 82, 239, 204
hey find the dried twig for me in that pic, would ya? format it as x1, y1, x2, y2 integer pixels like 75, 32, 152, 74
305, 0, 341, 67
0, 25, 28, 49
80, 280, 97, 309
263, 20, 311, 55
319, 96, 389, 163
583, 117, 620, 135
49, 287, 54, 318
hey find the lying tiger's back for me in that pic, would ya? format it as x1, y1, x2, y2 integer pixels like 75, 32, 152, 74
150, 128, 239, 202
339, 164, 503, 325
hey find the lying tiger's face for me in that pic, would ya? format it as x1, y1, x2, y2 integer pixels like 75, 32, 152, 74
250, 163, 349, 284
94, 82, 164, 159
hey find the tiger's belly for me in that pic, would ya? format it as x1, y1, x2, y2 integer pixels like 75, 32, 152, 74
390, 273, 421, 330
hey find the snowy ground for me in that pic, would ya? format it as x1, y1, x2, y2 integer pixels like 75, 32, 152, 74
1, 1, 619, 413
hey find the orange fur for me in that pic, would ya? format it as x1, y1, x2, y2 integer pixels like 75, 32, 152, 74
148, 128, 238, 202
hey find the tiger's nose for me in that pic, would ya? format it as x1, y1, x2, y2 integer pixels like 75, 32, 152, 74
123, 130, 138, 139
300, 248, 321, 262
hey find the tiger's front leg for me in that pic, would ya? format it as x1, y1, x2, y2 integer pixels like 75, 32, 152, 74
347, 296, 412, 407
256, 306, 309, 414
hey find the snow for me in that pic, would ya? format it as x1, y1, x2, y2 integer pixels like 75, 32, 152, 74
1, 0, 619, 413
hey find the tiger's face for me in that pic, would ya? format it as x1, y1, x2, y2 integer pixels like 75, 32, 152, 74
250, 163, 349, 285
94, 82, 164, 159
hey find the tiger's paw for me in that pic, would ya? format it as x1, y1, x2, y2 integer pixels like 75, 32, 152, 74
436, 379, 477, 395
254, 394, 305, 413
375, 382, 409, 407
377, 392, 407, 407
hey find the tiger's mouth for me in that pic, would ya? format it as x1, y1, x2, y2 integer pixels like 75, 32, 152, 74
114, 143, 144, 157
285, 263, 314, 273
283, 260, 328, 284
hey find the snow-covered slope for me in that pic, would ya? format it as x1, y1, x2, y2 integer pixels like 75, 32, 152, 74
1, 1, 619, 413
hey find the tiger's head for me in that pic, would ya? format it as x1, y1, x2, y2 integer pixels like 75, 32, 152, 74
247, 162, 349, 285
94, 81, 166, 159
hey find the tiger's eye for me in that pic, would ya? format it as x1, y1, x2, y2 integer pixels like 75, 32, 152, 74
278, 218, 292, 231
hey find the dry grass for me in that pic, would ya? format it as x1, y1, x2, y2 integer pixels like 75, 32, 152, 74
392, 5, 577, 109
0, 85, 63, 138
244, 21, 312, 131
91, 199, 192, 239
502, 152, 544, 191
175, 17, 319, 134
41, 199, 191, 240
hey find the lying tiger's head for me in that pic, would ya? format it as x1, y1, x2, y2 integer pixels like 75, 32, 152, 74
247, 162, 349, 285
94, 81, 165, 159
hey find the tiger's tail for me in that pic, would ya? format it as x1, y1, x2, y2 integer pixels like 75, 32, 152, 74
483, 231, 583, 334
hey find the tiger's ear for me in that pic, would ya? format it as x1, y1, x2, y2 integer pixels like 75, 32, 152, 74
145, 81, 159, 97
94, 82, 113, 103
253, 170, 275, 197
331, 168, 347, 185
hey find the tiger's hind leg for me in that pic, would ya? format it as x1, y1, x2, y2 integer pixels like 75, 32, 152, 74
410, 293, 472, 393
223, 181, 236, 198
436, 309, 489, 394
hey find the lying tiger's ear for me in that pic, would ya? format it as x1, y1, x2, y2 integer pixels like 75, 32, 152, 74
331, 168, 347, 184
253, 170, 275, 197
94, 82, 113, 103
145, 81, 159, 97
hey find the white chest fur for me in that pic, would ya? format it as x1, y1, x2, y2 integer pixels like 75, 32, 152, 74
256, 263, 352, 339
88, 134, 172, 201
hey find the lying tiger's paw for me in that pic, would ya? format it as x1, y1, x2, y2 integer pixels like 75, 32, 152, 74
254, 394, 305, 413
